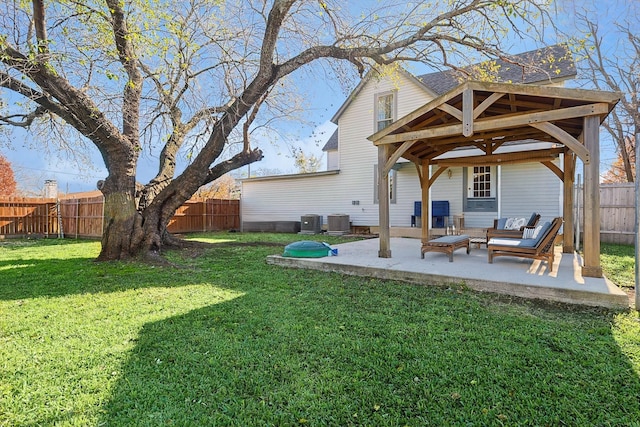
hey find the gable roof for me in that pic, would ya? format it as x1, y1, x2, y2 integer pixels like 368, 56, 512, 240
416, 44, 576, 95
330, 44, 576, 124
321, 130, 338, 151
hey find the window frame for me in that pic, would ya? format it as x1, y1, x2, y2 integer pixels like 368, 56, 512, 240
463, 165, 498, 212
374, 90, 397, 132
467, 165, 496, 199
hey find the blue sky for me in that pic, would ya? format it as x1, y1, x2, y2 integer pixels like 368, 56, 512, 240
0, 0, 629, 194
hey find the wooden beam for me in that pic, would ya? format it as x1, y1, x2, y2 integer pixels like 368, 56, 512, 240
474, 92, 505, 118
420, 162, 430, 242
414, 162, 423, 183
432, 147, 564, 167
383, 140, 416, 176
437, 103, 462, 121
466, 80, 621, 104
563, 152, 575, 253
378, 145, 391, 258
542, 161, 564, 181
509, 93, 517, 112
376, 103, 610, 145
462, 88, 474, 137
582, 115, 602, 277
529, 121, 591, 164
428, 166, 448, 188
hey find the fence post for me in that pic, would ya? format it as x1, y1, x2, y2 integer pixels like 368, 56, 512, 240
634, 131, 639, 310
203, 200, 207, 232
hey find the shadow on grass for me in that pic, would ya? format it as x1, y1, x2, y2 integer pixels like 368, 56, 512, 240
100, 277, 640, 426
0, 234, 360, 301
0, 238, 273, 301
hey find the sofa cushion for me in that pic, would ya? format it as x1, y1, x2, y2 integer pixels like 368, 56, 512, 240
526, 212, 539, 227
532, 221, 552, 245
497, 217, 508, 230
488, 237, 537, 248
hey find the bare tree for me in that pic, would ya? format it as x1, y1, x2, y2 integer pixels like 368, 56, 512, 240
569, 3, 639, 182
1, 0, 553, 260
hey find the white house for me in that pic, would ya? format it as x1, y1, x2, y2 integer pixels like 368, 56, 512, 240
241, 45, 577, 234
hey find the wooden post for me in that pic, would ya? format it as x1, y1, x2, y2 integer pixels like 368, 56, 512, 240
634, 130, 639, 311
582, 115, 602, 277
563, 151, 575, 253
420, 161, 430, 243
378, 145, 391, 258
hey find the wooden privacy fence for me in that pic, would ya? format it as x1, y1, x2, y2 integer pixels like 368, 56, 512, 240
168, 199, 240, 233
575, 183, 635, 245
0, 197, 239, 238
59, 196, 105, 238
0, 197, 59, 236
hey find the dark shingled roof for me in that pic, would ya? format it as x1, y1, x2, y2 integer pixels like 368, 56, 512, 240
416, 44, 576, 95
322, 129, 338, 151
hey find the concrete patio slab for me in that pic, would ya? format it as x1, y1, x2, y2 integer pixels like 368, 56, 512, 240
267, 237, 629, 309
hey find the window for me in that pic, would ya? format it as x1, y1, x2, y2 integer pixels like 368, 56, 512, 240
464, 165, 497, 212
373, 165, 397, 204
468, 166, 495, 198
375, 91, 396, 132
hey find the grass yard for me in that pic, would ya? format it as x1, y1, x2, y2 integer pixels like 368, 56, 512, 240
601, 242, 635, 289
1, 234, 639, 426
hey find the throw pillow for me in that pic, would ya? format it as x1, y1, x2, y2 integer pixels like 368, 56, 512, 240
522, 227, 536, 239
531, 224, 545, 239
505, 217, 526, 230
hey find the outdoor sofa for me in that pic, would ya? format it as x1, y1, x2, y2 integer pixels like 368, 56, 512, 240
487, 217, 563, 272
486, 212, 541, 241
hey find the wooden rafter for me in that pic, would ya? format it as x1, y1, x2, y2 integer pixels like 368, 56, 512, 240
383, 140, 417, 175
529, 121, 591, 163
431, 147, 564, 167
376, 103, 610, 146
542, 160, 564, 181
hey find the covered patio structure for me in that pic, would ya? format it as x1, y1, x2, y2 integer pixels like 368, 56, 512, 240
368, 81, 620, 278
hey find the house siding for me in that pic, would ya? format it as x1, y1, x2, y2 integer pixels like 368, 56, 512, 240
242, 70, 565, 231
313, 72, 434, 227
499, 162, 562, 223
241, 173, 342, 224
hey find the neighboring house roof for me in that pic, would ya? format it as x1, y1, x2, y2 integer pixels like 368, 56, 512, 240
321, 130, 338, 151
58, 190, 103, 199
330, 44, 575, 124
416, 44, 576, 95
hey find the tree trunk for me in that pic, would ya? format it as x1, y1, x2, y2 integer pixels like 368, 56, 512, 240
97, 190, 146, 260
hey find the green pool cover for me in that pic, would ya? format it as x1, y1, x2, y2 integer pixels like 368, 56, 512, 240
283, 241, 333, 258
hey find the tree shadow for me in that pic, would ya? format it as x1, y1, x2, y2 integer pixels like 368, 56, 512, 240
100, 282, 640, 426
0, 238, 262, 301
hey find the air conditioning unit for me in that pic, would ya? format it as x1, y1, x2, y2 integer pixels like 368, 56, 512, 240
299, 214, 323, 234
327, 214, 350, 235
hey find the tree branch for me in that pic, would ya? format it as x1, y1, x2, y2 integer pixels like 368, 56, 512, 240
105, 0, 142, 144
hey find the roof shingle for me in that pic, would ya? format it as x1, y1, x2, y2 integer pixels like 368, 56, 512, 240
416, 44, 576, 95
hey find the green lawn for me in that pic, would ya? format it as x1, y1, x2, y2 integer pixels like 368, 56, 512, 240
601, 242, 635, 289
1, 234, 639, 426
